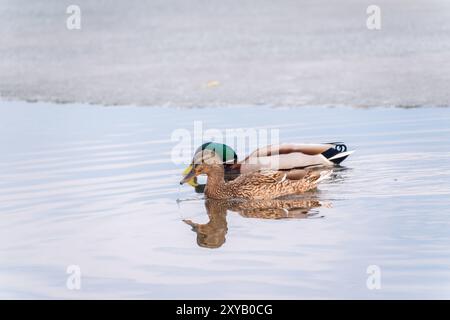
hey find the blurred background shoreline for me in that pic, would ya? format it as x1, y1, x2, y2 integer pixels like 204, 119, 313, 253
1, 0, 450, 108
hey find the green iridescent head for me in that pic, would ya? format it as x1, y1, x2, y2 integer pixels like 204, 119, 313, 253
182, 142, 238, 187
193, 142, 238, 164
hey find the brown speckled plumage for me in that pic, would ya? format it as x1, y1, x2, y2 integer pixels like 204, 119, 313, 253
182, 164, 331, 200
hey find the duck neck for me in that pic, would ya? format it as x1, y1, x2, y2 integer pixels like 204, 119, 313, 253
205, 166, 227, 199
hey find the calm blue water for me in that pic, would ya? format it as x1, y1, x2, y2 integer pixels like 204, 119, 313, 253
1, 100, 450, 299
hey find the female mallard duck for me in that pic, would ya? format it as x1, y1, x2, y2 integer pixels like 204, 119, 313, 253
182, 142, 353, 190
180, 163, 331, 200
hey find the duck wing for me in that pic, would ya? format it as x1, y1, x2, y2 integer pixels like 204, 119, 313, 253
256, 169, 288, 183
230, 169, 287, 185
240, 143, 353, 171
245, 144, 334, 158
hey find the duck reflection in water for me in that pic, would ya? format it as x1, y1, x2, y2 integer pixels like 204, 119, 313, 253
183, 198, 325, 249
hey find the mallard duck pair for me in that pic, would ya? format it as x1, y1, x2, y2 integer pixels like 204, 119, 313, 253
180, 142, 353, 200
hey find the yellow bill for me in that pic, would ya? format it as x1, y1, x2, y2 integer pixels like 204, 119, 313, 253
182, 165, 198, 187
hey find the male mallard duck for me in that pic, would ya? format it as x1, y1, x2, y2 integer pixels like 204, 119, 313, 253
180, 163, 331, 200
182, 142, 353, 190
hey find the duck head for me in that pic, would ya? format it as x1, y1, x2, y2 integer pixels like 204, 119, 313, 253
181, 142, 237, 187
180, 163, 224, 185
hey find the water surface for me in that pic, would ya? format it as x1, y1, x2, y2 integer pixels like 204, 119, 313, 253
1, 101, 450, 299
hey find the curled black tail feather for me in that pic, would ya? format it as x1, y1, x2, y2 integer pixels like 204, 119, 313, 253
321, 143, 349, 164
